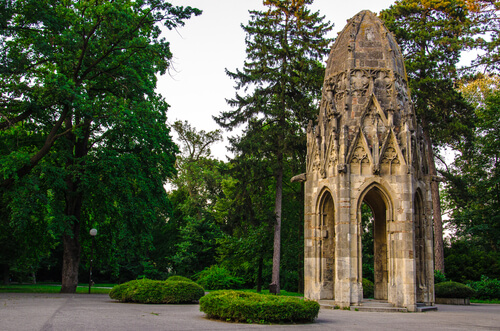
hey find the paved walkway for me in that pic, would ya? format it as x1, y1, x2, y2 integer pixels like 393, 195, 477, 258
1, 293, 499, 330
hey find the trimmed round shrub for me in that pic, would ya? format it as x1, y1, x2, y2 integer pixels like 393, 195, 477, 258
109, 278, 205, 304
435, 281, 476, 299
199, 290, 320, 324
362, 278, 374, 298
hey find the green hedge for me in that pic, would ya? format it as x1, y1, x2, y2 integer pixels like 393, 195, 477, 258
362, 278, 374, 298
109, 278, 205, 304
435, 281, 476, 299
199, 290, 319, 324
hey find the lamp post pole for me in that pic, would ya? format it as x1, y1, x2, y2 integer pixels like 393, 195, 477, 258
88, 228, 97, 294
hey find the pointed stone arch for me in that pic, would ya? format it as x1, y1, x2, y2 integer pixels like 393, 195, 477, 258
361, 94, 389, 126
347, 130, 374, 176
314, 188, 336, 299
357, 182, 393, 300
356, 181, 395, 225
379, 129, 406, 176
414, 188, 426, 302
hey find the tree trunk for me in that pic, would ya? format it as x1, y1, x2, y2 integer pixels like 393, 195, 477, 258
60, 119, 89, 293
1, 264, 9, 285
298, 182, 304, 294
61, 235, 81, 292
256, 256, 263, 293
60, 187, 82, 293
270, 153, 283, 295
422, 125, 445, 273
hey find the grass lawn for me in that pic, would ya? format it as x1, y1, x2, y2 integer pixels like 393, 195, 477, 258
0, 283, 113, 294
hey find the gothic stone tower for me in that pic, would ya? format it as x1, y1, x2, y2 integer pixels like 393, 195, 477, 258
301, 10, 434, 311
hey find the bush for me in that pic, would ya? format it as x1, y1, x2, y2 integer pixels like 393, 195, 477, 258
467, 276, 500, 300
109, 278, 205, 304
199, 290, 320, 324
435, 281, 476, 299
166, 275, 194, 283
434, 270, 447, 284
194, 265, 244, 290
362, 278, 374, 298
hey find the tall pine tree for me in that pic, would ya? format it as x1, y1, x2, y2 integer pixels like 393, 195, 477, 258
214, 0, 332, 294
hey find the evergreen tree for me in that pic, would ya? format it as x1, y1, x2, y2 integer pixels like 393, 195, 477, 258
214, 0, 332, 294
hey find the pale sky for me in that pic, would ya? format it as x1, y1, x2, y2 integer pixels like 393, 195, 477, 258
158, 0, 396, 159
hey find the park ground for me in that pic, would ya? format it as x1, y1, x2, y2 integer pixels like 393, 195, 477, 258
1, 293, 499, 331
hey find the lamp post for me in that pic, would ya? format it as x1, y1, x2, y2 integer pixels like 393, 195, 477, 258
88, 228, 97, 294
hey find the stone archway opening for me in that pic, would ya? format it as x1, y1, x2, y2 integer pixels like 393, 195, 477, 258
318, 191, 335, 299
361, 186, 389, 300
361, 202, 374, 297
415, 190, 426, 303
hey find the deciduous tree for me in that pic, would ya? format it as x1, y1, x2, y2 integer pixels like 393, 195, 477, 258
0, 0, 200, 292
169, 120, 225, 276
444, 75, 500, 252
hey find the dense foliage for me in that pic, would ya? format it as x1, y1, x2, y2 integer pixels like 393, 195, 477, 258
361, 203, 375, 282
444, 82, 500, 252
168, 121, 225, 276
194, 265, 244, 290
467, 276, 500, 300
0, 0, 200, 291
444, 239, 500, 283
199, 290, 320, 324
3, 0, 500, 296
434, 270, 447, 284
109, 278, 205, 304
166, 275, 193, 283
